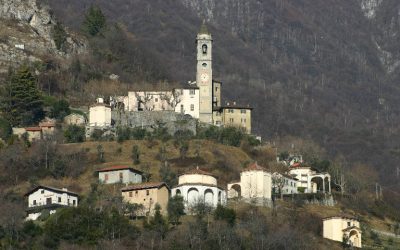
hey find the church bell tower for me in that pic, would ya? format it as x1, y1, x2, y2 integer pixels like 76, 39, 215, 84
196, 21, 213, 124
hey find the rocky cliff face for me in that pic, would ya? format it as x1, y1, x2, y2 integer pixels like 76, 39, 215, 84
0, 0, 86, 74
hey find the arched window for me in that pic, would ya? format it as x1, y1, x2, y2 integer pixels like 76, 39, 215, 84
202, 44, 207, 54
176, 189, 181, 196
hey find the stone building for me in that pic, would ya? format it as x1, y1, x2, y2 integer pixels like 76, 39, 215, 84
227, 162, 272, 206
213, 102, 252, 133
171, 167, 226, 212
96, 165, 142, 185
323, 215, 362, 248
89, 99, 112, 128
64, 113, 86, 126
24, 185, 79, 220
111, 22, 253, 134
121, 182, 170, 216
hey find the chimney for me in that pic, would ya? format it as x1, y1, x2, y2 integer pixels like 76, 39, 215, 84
62, 188, 68, 191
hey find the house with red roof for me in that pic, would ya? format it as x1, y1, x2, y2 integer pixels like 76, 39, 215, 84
96, 165, 143, 185
121, 182, 170, 216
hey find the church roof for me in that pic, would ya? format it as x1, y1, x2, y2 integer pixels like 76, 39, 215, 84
243, 162, 266, 171
199, 20, 210, 35
180, 166, 217, 178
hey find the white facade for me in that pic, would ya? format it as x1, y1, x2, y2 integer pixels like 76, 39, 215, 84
89, 104, 111, 127
288, 166, 331, 194
123, 88, 200, 119
227, 163, 272, 205
171, 169, 226, 211
97, 166, 142, 185
25, 186, 78, 220
272, 173, 299, 195
323, 216, 362, 248
174, 88, 200, 118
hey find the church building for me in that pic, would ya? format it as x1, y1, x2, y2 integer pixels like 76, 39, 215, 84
115, 22, 252, 133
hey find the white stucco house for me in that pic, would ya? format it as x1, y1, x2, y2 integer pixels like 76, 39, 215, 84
288, 164, 331, 194
171, 167, 226, 211
323, 215, 362, 248
272, 172, 299, 195
227, 162, 272, 206
24, 185, 79, 220
97, 165, 143, 185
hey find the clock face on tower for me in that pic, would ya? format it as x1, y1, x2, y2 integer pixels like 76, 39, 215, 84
200, 73, 209, 83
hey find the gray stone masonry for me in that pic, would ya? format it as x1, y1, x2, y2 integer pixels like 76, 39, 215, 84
112, 110, 197, 135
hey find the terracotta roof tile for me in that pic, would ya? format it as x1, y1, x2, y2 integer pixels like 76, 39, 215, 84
96, 165, 143, 174
180, 167, 217, 178
24, 185, 79, 197
25, 127, 42, 132
121, 182, 169, 191
243, 162, 266, 171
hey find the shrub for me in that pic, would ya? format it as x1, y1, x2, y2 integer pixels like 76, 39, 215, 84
213, 205, 236, 226
64, 125, 85, 143
131, 127, 147, 140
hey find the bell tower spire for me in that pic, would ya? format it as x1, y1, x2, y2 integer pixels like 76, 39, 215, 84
196, 21, 213, 124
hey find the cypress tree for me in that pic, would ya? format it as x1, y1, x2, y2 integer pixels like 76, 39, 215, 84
1, 66, 44, 126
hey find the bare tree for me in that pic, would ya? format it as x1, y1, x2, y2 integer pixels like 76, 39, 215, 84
328, 162, 346, 195
160, 89, 182, 109
272, 173, 285, 200
135, 91, 153, 111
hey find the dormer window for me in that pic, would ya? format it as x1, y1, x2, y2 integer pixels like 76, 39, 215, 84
202, 44, 207, 54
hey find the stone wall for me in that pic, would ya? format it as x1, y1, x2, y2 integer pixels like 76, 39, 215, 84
112, 110, 197, 135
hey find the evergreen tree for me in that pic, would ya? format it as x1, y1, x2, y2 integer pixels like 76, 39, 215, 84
51, 22, 67, 51
1, 66, 44, 126
83, 6, 106, 36
131, 145, 140, 165
167, 195, 185, 225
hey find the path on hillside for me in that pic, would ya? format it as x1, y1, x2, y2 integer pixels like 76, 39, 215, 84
372, 229, 400, 239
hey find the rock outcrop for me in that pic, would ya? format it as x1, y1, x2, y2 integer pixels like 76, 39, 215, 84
0, 0, 86, 73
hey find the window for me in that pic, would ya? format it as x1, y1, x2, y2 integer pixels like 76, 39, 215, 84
129, 192, 133, 197
41, 190, 44, 194
241, 118, 246, 123
216, 121, 221, 125
135, 191, 138, 196
73, 200, 76, 206
347, 222, 351, 227
33, 200, 36, 205
202, 44, 207, 54
58, 197, 61, 202
228, 109, 234, 113
229, 118, 234, 123
155, 98, 158, 102
241, 109, 246, 114
215, 87, 219, 92
202, 63, 207, 68
119, 172, 123, 182
190, 89, 195, 95
190, 104, 194, 111
146, 190, 150, 196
